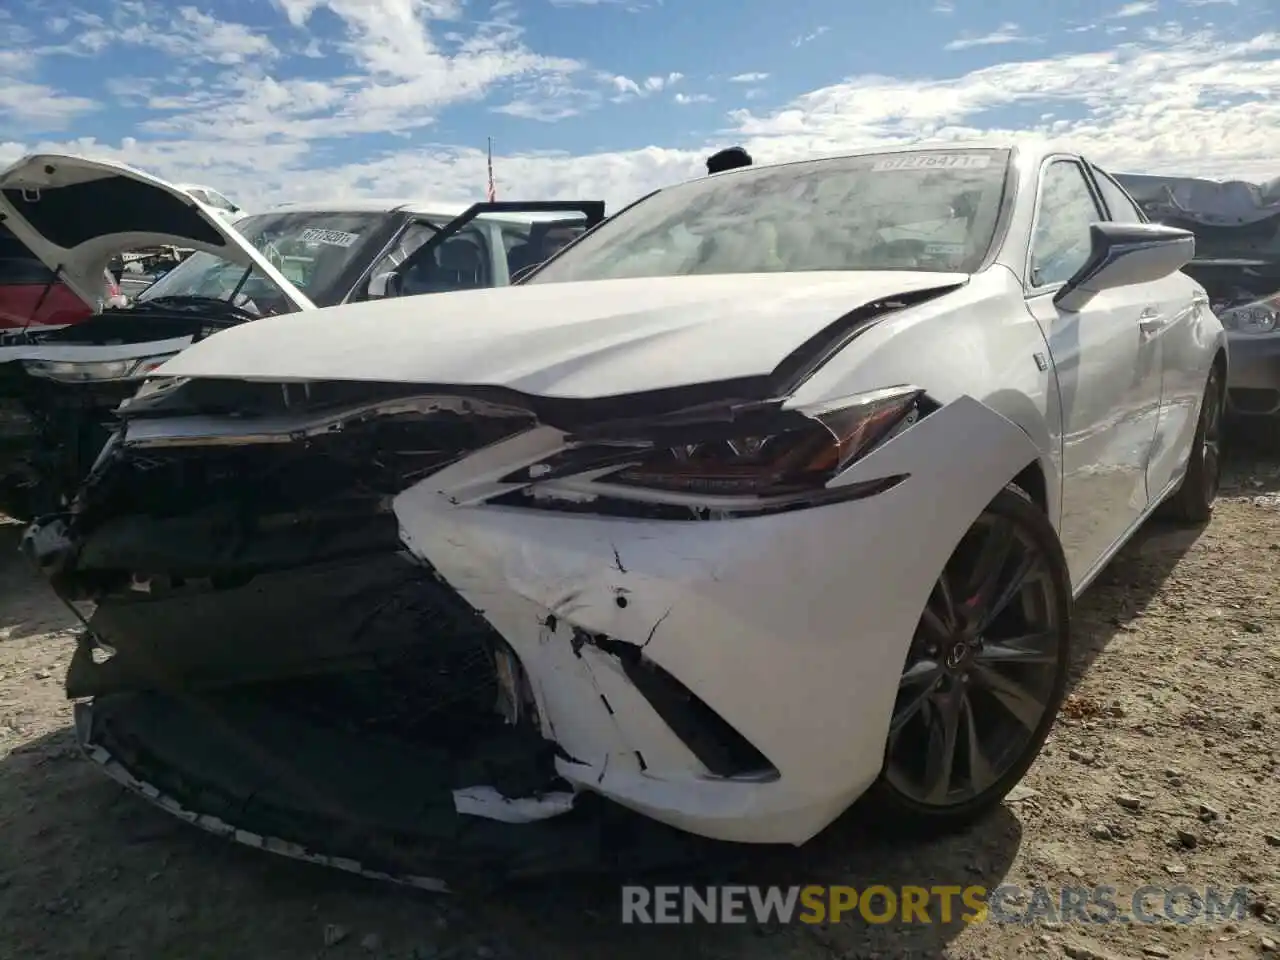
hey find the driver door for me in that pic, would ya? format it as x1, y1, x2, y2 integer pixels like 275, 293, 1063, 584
1023, 157, 1163, 585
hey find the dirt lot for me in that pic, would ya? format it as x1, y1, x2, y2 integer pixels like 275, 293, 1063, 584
0, 440, 1277, 960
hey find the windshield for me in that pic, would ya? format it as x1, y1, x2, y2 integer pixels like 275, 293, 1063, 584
137, 211, 394, 314
529, 149, 1010, 283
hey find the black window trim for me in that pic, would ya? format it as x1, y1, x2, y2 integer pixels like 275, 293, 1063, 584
1086, 163, 1149, 224
1024, 153, 1108, 297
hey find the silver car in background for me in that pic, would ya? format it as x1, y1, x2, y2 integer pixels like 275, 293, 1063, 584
1116, 172, 1280, 419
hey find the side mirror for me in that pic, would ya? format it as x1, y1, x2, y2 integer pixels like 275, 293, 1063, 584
1054, 222, 1195, 313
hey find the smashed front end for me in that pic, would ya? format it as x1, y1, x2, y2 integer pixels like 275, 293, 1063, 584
25, 377, 731, 890
1116, 172, 1280, 415
27, 358, 1049, 883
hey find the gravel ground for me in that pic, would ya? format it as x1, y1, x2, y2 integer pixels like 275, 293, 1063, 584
0, 437, 1277, 960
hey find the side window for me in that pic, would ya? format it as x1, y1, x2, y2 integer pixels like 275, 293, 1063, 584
365, 221, 436, 297
497, 222, 534, 278
1029, 160, 1105, 288
382, 225, 493, 297
205, 191, 235, 212
1091, 169, 1146, 223
498, 222, 532, 252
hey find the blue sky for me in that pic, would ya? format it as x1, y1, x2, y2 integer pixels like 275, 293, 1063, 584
0, 0, 1275, 210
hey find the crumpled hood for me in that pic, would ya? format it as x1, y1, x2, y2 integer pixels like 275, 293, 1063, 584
1114, 172, 1280, 265
152, 271, 968, 398
1113, 172, 1280, 227
0, 153, 313, 312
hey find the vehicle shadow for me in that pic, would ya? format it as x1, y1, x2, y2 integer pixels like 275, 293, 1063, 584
0, 722, 1021, 960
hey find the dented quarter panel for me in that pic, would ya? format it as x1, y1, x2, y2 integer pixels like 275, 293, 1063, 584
392, 394, 1042, 844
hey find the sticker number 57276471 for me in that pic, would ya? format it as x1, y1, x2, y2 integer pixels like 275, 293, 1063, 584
870, 154, 992, 172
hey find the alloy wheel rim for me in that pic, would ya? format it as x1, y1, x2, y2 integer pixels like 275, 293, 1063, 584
885, 512, 1063, 808
1201, 376, 1222, 504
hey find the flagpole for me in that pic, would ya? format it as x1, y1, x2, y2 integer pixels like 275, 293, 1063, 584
486, 137, 496, 202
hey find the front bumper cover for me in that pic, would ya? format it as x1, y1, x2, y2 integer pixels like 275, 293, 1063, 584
1225, 334, 1280, 416
393, 394, 1045, 845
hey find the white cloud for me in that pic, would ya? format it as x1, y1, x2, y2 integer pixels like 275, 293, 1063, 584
792, 26, 829, 47
44, 3, 277, 65
945, 22, 1036, 50
606, 70, 682, 101
673, 92, 713, 105
0, 49, 37, 74
1111, 1, 1159, 17
729, 72, 769, 83
0, 82, 97, 131
933, 0, 956, 11
1, 9, 1277, 218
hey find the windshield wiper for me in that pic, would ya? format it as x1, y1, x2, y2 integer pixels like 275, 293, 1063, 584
131, 295, 260, 322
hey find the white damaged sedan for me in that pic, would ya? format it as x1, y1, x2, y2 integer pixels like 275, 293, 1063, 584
25, 142, 1226, 890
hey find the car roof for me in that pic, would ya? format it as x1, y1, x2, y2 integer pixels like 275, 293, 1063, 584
256, 198, 588, 224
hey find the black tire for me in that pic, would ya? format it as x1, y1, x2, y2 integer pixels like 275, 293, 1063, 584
864, 484, 1072, 834
1162, 364, 1224, 525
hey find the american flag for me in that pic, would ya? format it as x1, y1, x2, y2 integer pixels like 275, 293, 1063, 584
486, 137, 496, 202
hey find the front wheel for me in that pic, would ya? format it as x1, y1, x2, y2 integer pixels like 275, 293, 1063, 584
866, 485, 1072, 833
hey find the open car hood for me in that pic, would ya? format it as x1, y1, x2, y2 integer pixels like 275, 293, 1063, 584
0, 154, 314, 312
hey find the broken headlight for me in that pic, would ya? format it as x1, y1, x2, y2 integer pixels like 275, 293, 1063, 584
508, 385, 924, 507
1219, 295, 1279, 335
21, 354, 177, 383
603, 387, 923, 497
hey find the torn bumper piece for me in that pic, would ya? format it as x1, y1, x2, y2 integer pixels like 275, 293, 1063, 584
72, 672, 720, 892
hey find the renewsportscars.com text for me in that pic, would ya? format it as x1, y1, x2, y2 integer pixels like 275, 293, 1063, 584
620, 884, 1251, 925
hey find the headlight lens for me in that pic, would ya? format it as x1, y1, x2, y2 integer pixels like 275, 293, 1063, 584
604, 387, 924, 497
503, 385, 926, 507
22, 354, 176, 383
1219, 295, 1279, 335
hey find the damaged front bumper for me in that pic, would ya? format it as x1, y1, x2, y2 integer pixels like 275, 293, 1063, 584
33, 381, 1041, 881
389, 393, 1041, 845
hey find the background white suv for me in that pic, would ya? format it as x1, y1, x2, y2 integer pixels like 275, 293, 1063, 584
176, 183, 246, 224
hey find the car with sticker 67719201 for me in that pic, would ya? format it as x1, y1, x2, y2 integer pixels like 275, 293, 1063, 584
24, 141, 1224, 891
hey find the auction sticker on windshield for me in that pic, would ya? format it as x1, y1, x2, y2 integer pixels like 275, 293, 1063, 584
871, 154, 993, 171
297, 228, 360, 248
